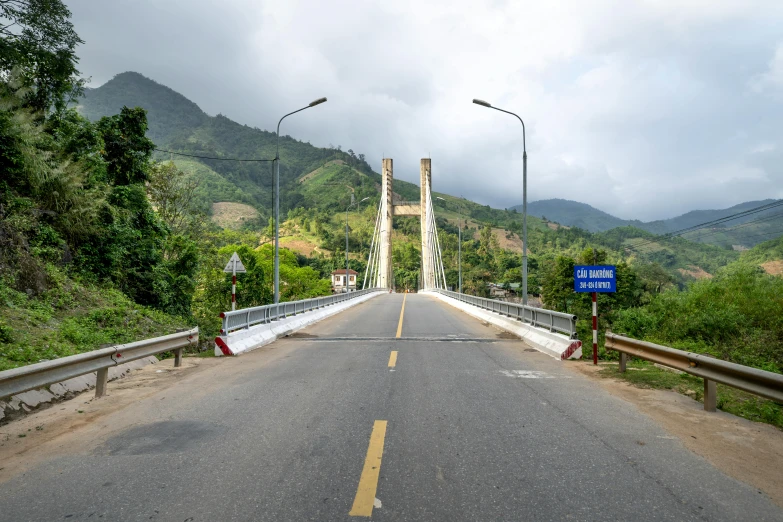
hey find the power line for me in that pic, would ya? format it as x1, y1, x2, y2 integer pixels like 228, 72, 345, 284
636, 199, 783, 246
625, 217, 783, 255
154, 148, 275, 162
628, 200, 783, 249
720, 227, 783, 243
681, 211, 783, 243
696, 210, 783, 234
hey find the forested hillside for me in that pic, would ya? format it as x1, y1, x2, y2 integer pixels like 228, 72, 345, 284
77, 72, 415, 217
78, 72, 208, 144
0, 3, 332, 370
524, 199, 640, 231
515, 198, 783, 249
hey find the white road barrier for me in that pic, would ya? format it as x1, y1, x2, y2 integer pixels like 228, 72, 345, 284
427, 291, 582, 360
215, 290, 384, 356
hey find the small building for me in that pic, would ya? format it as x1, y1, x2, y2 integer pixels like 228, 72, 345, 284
331, 269, 358, 293
488, 282, 520, 299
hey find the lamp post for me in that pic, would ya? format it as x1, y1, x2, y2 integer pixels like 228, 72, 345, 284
274, 97, 327, 303
435, 196, 463, 293
472, 98, 528, 305
346, 196, 370, 292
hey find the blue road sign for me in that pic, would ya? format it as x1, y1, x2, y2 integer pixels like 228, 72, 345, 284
574, 265, 616, 293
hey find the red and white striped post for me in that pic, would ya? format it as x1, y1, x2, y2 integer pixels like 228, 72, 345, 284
224, 252, 245, 311
231, 269, 237, 311
592, 291, 598, 365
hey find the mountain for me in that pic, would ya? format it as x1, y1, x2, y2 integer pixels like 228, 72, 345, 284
74, 72, 750, 274
512, 198, 783, 248
76, 72, 532, 229
78, 72, 208, 145
77, 72, 421, 217
522, 199, 641, 232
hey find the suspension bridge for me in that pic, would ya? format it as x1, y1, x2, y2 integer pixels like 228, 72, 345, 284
363, 158, 448, 291
1, 160, 781, 522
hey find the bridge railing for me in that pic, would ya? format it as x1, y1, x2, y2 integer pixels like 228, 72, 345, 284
433, 289, 578, 338
0, 328, 198, 401
220, 288, 381, 334
606, 332, 783, 412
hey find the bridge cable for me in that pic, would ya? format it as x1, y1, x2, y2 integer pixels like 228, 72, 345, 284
363, 198, 383, 289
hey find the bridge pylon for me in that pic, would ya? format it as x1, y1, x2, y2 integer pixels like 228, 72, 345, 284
370, 158, 443, 291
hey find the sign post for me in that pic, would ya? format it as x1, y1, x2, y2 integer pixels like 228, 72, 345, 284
223, 252, 247, 311
574, 265, 616, 365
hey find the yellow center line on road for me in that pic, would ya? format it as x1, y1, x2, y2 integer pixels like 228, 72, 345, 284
395, 293, 407, 338
349, 420, 388, 517
388, 351, 398, 367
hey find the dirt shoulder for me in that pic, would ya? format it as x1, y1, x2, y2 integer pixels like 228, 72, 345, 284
0, 357, 219, 482
0, 337, 301, 485
569, 361, 783, 508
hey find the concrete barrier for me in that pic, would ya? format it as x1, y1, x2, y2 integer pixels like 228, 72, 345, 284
428, 291, 582, 360
214, 290, 384, 356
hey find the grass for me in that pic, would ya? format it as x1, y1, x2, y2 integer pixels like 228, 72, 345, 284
599, 360, 783, 429
210, 202, 259, 230
0, 267, 191, 372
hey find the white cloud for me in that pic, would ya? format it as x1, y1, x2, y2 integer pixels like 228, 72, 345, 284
751, 142, 777, 154
750, 43, 783, 95
70, 0, 783, 220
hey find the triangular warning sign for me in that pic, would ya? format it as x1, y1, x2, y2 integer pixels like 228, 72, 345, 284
223, 252, 247, 273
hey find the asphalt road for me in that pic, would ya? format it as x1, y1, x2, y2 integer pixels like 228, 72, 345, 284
0, 293, 781, 521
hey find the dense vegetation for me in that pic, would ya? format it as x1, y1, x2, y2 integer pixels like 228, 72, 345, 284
0, 1, 335, 370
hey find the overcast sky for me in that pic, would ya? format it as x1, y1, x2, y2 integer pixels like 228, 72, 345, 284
68, 0, 783, 220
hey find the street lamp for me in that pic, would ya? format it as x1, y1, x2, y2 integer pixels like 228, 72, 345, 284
345, 196, 370, 292
435, 196, 463, 293
472, 98, 528, 305
274, 97, 327, 303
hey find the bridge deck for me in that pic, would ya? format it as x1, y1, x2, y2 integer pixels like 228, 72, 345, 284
0, 294, 779, 521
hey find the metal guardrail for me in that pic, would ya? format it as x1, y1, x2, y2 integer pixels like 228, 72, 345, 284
220, 289, 381, 334
0, 328, 198, 401
434, 289, 578, 338
605, 332, 783, 412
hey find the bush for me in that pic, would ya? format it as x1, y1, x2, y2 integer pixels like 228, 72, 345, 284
613, 262, 783, 373
0, 322, 13, 343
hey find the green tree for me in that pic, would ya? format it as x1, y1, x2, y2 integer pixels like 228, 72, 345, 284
97, 106, 154, 185
0, 86, 103, 293
541, 256, 576, 312
392, 242, 421, 290
634, 262, 675, 299
0, 0, 85, 114
147, 161, 202, 236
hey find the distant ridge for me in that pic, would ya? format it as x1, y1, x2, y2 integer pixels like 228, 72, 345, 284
520, 199, 639, 232
511, 198, 782, 248
514, 198, 779, 232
